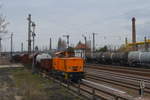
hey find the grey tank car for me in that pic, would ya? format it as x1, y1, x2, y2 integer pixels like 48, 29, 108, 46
86, 51, 150, 67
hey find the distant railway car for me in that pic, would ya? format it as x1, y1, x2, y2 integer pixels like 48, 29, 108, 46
128, 51, 150, 66
111, 52, 128, 65
40, 59, 52, 71
86, 53, 101, 63
96, 52, 103, 63
101, 52, 112, 64
140, 52, 150, 64
36, 53, 52, 71
28, 53, 38, 64
12, 54, 21, 63
52, 57, 84, 82
111, 52, 120, 63
20, 54, 30, 64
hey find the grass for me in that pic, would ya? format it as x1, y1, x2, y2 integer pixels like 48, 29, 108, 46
11, 68, 84, 100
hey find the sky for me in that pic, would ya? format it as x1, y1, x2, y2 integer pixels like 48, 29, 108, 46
0, 0, 150, 51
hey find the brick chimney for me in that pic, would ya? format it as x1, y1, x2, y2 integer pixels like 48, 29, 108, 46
132, 17, 136, 43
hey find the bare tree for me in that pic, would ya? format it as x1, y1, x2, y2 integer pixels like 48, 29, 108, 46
0, 6, 9, 54
0, 14, 9, 35
0, 5, 9, 36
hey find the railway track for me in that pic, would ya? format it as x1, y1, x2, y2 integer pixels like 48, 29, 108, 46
85, 64, 150, 96
38, 71, 135, 100
86, 73, 150, 93
85, 68, 150, 83
86, 64, 150, 77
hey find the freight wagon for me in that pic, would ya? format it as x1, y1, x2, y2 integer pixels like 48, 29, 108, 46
86, 51, 150, 67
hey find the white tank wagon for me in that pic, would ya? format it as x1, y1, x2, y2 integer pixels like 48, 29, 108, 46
140, 52, 150, 64
36, 53, 52, 63
128, 51, 150, 66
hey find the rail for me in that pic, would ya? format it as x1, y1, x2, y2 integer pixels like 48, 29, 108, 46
85, 64, 150, 96
86, 63, 150, 74
40, 72, 136, 100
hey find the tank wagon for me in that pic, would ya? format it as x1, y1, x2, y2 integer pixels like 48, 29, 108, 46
128, 51, 150, 66
86, 52, 101, 63
86, 51, 150, 67
111, 52, 128, 65
101, 52, 112, 64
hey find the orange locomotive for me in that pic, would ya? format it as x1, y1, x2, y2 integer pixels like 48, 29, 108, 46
35, 51, 84, 82
52, 57, 84, 82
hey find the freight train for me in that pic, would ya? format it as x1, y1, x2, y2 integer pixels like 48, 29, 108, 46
12, 52, 84, 82
86, 51, 150, 67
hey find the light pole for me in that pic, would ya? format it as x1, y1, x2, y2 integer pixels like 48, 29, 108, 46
63, 35, 69, 48
31, 22, 36, 74
49, 37, 52, 50
32, 22, 36, 53
10, 33, 13, 60
92, 33, 95, 53
21, 42, 23, 53
27, 14, 32, 54
82, 35, 87, 59
0, 37, 2, 56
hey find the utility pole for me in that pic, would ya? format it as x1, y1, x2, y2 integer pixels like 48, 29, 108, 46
0, 37, 2, 56
31, 22, 36, 74
10, 33, 13, 59
92, 33, 96, 53
21, 42, 23, 53
27, 14, 32, 54
82, 35, 87, 59
49, 37, 52, 50
63, 35, 70, 48
125, 37, 128, 46
32, 22, 36, 53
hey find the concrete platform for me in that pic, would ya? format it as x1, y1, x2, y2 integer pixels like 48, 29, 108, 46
134, 97, 150, 100
0, 64, 24, 68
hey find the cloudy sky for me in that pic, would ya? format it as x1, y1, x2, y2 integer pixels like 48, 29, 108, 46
0, 0, 150, 51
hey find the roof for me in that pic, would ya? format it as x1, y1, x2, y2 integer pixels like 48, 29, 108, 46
55, 51, 64, 55
75, 41, 89, 49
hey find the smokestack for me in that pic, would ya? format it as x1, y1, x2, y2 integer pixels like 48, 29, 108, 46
132, 17, 136, 43
125, 37, 128, 46
144, 36, 148, 51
